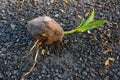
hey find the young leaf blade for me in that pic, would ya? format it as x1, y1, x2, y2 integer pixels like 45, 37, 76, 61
76, 18, 85, 29
77, 20, 107, 32
87, 20, 107, 30
82, 9, 94, 26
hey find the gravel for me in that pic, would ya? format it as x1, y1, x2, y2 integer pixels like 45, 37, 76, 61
0, 0, 120, 80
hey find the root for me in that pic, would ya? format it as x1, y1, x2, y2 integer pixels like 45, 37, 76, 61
21, 39, 42, 79
22, 44, 39, 79
23, 39, 40, 58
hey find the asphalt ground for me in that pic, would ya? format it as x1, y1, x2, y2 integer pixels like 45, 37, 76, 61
0, 0, 120, 80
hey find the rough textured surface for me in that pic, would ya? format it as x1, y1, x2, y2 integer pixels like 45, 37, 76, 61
27, 16, 64, 45
0, 0, 120, 80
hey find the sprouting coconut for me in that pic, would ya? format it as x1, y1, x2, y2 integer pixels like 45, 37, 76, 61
22, 16, 64, 78
22, 9, 107, 79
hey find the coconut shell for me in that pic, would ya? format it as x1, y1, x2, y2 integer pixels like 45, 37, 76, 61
27, 16, 64, 44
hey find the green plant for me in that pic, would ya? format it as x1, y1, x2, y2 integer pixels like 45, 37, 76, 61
64, 9, 107, 34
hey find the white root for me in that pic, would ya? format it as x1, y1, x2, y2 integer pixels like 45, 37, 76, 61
22, 39, 42, 79
22, 39, 40, 58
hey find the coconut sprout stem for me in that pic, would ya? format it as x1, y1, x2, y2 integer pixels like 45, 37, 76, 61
64, 29, 77, 35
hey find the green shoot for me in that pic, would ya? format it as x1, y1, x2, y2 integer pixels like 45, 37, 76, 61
76, 18, 85, 29
83, 9, 94, 26
78, 20, 107, 32
64, 9, 107, 35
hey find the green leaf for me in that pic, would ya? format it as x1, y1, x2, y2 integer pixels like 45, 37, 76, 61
87, 20, 107, 30
82, 9, 94, 26
77, 20, 107, 32
76, 18, 85, 29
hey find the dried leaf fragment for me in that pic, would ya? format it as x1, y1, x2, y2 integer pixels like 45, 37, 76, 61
103, 49, 112, 54
105, 57, 115, 68
0, 51, 2, 54
10, 23, 15, 29
85, 12, 89, 17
